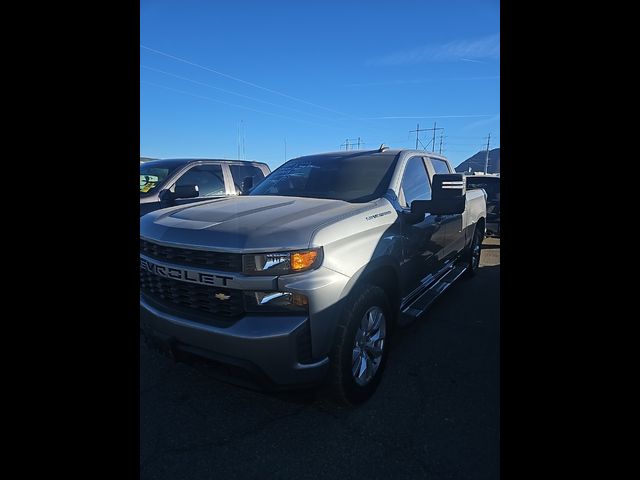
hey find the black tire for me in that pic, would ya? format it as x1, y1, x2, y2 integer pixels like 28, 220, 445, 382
463, 224, 484, 277
325, 284, 392, 406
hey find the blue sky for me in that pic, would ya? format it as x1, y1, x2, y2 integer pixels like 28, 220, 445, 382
140, 0, 500, 170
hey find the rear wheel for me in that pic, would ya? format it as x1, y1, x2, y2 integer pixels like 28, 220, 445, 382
464, 224, 484, 277
325, 285, 391, 406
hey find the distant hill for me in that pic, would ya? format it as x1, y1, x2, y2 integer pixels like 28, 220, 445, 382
455, 148, 500, 174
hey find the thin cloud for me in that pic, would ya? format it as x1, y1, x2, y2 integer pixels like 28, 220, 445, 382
365, 114, 497, 120
344, 76, 500, 87
460, 58, 488, 64
367, 33, 500, 66
461, 114, 501, 131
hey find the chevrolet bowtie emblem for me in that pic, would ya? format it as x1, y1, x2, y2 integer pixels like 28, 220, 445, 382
214, 292, 231, 301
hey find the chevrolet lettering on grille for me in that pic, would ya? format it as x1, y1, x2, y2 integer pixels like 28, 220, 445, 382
140, 256, 233, 287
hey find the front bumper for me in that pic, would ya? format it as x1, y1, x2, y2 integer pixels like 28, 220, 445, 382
140, 295, 330, 387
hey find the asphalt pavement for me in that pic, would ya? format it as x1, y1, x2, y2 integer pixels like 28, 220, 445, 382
140, 237, 500, 480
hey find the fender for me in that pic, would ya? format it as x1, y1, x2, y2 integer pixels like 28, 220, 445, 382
338, 255, 401, 303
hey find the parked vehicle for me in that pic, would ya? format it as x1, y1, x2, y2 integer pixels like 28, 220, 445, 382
140, 148, 486, 405
465, 174, 500, 235
140, 159, 270, 216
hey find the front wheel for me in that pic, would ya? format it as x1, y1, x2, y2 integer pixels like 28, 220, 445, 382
325, 285, 392, 406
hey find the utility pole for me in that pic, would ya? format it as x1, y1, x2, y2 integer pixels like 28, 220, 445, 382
341, 138, 350, 150
237, 122, 240, 160
484, 133, 491, 174
241, 121, 246, 160
428, 122, 444, 152
439, 133, 443, 154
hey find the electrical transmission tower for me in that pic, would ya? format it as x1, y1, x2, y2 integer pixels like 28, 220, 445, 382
409, 123, 444, 151
409, 124, 429, 150
340, 137, 365, 150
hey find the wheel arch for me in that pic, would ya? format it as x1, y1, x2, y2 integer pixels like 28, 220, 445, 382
339, 257, 401, 323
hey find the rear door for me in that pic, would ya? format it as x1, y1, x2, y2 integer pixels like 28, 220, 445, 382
398, 156, 448, 297
227, 163, 269, 194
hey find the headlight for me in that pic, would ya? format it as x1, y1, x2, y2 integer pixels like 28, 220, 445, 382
242, 248, 323, 275
243, 291, 309, 313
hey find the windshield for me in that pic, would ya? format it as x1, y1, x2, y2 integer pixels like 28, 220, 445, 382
249, 153, 398, 203
140, 160, 184, 195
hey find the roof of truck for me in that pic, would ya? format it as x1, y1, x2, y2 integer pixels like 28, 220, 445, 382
141, 158, 270, 171
292, 149, 450, 161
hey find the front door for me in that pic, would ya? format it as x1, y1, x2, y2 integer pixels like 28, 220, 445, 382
398, 156, 448, 298
170, 163, 228, 207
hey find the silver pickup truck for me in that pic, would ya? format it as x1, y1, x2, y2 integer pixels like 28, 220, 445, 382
140, 158, 270, 217
140, 147, 486, 405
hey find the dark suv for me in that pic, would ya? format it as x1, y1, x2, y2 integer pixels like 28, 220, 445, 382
140, 159, 270, 217
466, 174, 500, 235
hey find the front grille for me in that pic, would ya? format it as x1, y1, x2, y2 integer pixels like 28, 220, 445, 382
140, 239, 242, 272
140, 268, 244, 319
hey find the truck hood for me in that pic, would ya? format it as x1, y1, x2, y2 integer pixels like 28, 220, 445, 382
140, 195, 377, 252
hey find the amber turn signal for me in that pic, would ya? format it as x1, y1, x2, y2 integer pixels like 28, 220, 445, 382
291, 250, 319, 271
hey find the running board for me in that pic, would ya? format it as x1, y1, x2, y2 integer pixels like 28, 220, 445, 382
398, 263, 469, 326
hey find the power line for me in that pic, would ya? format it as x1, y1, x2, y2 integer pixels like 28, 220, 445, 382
140, 80, 340, 130
140, 45, 403, 144
142, 46, 455, 145
140, 65, 346, 125
141, 44, 355, 118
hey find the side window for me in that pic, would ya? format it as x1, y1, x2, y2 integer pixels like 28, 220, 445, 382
174, 164, 226, 198
430, 158, 451, 174
399, 156, 432, 208
229, 164, 266, 192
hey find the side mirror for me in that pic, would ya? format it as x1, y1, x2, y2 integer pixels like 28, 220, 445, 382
411, 173, 466, 216
174, 184, 199, 199
159, 185, 199, 207
241, 176, 253, 194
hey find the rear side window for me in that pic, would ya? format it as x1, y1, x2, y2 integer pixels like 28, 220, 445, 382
174, 164, 226, 198
430, 158, 451, 174
399, 156, 432, 207
466, 177, 500, 200
229, 164, 266, 192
